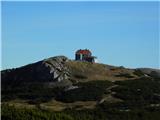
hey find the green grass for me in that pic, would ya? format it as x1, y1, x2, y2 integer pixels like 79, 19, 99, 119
1, 104, 74, 120
2, 103, 160, 120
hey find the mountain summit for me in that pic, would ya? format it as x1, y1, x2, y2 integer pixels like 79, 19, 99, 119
2, 55, 160, 85
1, 56, 160, 120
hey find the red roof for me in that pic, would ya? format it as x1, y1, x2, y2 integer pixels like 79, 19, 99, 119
76, 49, 92, 55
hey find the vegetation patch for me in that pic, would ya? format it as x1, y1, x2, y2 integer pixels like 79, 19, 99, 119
2, 103, 160, 120
133, 69, 145, 76
2, 104, 74, 120
115, 73, 134, 78
1, 82, 64, 103
56, 80, 113, 102
112, 77, 160, 108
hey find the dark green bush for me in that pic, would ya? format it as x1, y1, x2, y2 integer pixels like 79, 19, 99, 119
112, 77, 160, 108
56, 80, 113, 102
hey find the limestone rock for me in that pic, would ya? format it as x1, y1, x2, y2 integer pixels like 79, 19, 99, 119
1, 56, 71, 84
42, 56, 70, 82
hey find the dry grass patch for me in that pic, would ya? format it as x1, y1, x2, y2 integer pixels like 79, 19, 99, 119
40, 99, 97, 111
3, 99, 36, 109
66, 61, 138, 82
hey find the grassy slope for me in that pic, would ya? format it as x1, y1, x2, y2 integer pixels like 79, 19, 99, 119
66, 60, 137, 82
2, 60, 160, 120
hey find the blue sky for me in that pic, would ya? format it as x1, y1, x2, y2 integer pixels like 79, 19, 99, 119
2, 1, 159, 69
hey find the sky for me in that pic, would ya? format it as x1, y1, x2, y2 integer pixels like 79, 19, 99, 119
1, 1, 159, 69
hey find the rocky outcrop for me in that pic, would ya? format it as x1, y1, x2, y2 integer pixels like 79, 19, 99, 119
2, 56, 71, 84
43, 56, 70, 82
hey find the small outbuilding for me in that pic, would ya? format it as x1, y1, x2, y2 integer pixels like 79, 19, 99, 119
75, 49, 96, 63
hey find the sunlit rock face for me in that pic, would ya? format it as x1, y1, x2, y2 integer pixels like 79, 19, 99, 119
42, 56, 70, 82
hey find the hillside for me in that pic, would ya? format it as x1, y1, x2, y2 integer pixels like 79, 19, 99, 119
1, 56, 160, 120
